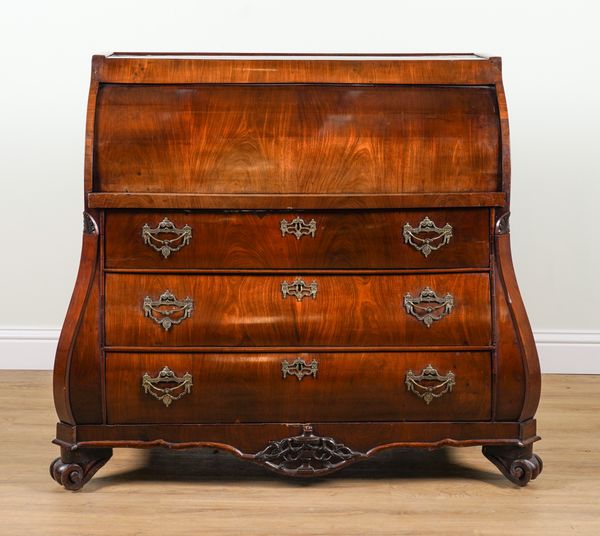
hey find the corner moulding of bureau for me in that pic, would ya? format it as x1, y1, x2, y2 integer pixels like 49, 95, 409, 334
50, 52, 542, 490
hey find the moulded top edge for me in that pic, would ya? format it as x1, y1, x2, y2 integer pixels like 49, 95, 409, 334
105, 53, 491, 61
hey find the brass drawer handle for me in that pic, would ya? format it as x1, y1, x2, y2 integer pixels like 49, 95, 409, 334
282, 357, 318, 381
142, 366, 193, 407
142, 217, 192, 258
281, 278, 318, 301
404, 287, 454, 327
403, 217, 452, 257
143, 290, 194, 331
405, 364, 456, 404
280, 216, 317, 239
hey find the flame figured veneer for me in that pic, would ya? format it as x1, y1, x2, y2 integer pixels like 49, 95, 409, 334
51, 53, 541, 489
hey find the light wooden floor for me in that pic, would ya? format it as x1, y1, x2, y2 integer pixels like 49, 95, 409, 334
0, 372, 598, 535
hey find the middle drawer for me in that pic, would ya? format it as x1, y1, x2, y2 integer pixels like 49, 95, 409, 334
104, 273, 491, 347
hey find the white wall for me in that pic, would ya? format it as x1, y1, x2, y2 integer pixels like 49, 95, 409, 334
1, 0, 599, 370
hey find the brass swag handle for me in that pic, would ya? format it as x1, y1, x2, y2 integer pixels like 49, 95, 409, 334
142, 217, 192, 258
142, 366, 193, 407
143, 290, 194, 331
281, 278, 318, 301
282, 357, 318, 381
405, 364, 456, 404
280, 216, 317, 239
404, 287, 454, 327
403, 217, 452, 257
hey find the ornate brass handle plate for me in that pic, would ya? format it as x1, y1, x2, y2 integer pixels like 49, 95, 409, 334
403, 217, 452, 257
282, 357, 318, 381
142, 217, 192, 258
143, 290, 194, 331
281, 278, 318, 301
404, 287, 454, 327
142, 366, 193, 407
405, 364, 456, 404
280, 216, 317, 239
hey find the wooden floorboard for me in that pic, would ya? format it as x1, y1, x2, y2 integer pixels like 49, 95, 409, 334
0, 372, 598, 535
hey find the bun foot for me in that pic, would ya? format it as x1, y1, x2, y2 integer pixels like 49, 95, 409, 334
50, 447, 112, 491
483, 445, 543, 487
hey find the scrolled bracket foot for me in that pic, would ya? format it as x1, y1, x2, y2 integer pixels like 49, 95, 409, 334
50, 447, 112, 491
483, 445, 543, 487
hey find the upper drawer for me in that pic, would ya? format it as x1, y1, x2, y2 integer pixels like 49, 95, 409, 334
104, 273, 491, 347
94, 84, 500, 194
105, 209, 490, 270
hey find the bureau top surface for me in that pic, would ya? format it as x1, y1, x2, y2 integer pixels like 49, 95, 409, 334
107, 52, 490, 60
92, 52, 503, 85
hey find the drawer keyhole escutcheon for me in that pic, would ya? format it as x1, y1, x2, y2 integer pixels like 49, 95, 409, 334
142, 366, 193, 407
143, 290, 194, 331
282, 358, 319, 381
405, 364, 456, 404
281, 278, 318, 301
280, 216, 317, 239
404, 287, 454, 327
403, 217, 452, 257
142, 217, 192, 258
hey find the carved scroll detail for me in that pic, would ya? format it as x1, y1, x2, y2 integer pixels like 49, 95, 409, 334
495, 212, 511, 235
254, 425, 365, 476
83, 212, 97, 235
49, 449, 112, 491
483, 445, 543, 487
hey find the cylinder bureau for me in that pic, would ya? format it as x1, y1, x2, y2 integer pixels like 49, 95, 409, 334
50, 53, 542, 490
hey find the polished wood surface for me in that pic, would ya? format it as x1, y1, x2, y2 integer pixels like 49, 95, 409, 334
4, 373, 596, 534
105, 209, 490, 269
53, 54, 541, 488
105, 351, 491, 424
57, 421, 533, 452
93, 53, 504, 85
104, 273, 491, 347
52, 214, 101, 425
89, 191, 507, 209
95, 84, 500, 194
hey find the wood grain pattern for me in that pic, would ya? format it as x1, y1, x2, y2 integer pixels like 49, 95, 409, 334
93, 54, 503, 85
53, 212, 100, 425
89, 192, 506, 209
94, 84, 500, 194
104, 273, 491, 347
104, 351, 491, 424
51, 54, 542, 488
105, 209, 490, 270
493, 263, 526, 420
56, 420, 535, 453
495, 229, 541, 421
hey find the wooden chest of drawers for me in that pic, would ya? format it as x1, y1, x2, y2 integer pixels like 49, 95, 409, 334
51, 53, 542, 490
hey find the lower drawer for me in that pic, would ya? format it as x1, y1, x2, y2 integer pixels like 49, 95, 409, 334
105, 352, 492, 424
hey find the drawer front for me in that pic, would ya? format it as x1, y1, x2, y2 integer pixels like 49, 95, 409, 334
105, 209, 490, 270
105, 352, 492, 424
105, 273, 491, 347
